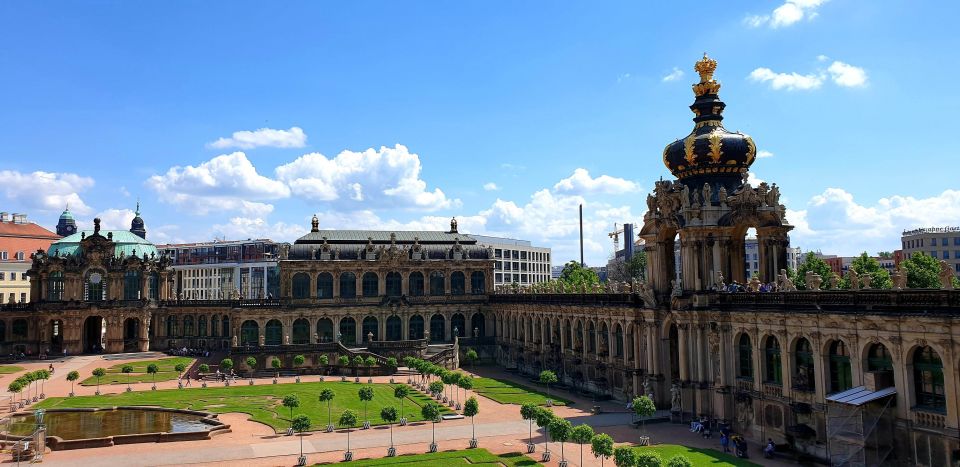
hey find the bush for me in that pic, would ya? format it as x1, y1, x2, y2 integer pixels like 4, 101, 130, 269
635, 451, 664, 467
665, 454, 692, 467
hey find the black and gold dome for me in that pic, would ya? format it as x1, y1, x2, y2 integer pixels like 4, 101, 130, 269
663, 54, 757, 190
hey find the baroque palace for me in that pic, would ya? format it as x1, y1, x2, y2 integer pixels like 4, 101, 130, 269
1, 55, 958, 466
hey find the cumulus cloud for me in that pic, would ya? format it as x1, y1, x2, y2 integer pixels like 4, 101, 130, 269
749, 68, 823, 91
827, 61, 868, 87
662, 67, 684, 82
211, 217, 309, 242
788, 188, 960, 255
0, 170, 95, 214
553, 168, 640, 195
483, 182, 500, 191
95, 208, 136, 230
745, 0, 827, 28
208, 126, 307, 150
757, 150, 774, 159
275, 144, 457, 211
147, 152, 289, 215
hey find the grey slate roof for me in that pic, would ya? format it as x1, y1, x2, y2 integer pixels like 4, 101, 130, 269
295, 230, 477, 245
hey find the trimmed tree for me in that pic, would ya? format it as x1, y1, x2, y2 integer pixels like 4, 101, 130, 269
319, 388, 336, 431
146, 363, 159, 390
338, 355, 350, 377
534, 407, 555, 454
92, 367, 106, 395
385, 357, 398, 374
633, 395, 657, 440
549, 417, 573, 464
245, 356, 258, 378
457, 374, 474, 408
339, 409, 358, 461
591, 433, 614, 467
364, 356, 376, 378
121, 364, 134, 392
421, 402, 441, 452
219, 358, 233, 373
465, 348, 479, 368
380, 406, 398, 456
520, 403, 538, 449
318, 354, 329, 371
571, 424, 595, 467
282, 394, 301, 422
271, 357, 282, 377
464, 396, 479, 446
198, 363, 210, 373
614, 446, 638, 467
539, 370, 558, 403
175, 362, 187, 380
7, 381, 22, 407
293, 354, 305, 379
358, 386, 374, 427
637, 451, 665, 467
66, 371, 80, 396
292, 414, 311, 466
394, 385, 410, 424
352, 355, 364, 377
429, 380, 444, 398
37, 369, 50, 398
666, 454, 693, 467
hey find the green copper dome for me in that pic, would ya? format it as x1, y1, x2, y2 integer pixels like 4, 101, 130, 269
48, 230, 159, 258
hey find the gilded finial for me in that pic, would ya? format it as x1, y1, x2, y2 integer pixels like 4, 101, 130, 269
692, 53, 721, 97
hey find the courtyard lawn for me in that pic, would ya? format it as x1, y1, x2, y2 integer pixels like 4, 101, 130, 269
470, 377, 570, 406
37, 381, 448, 433
318, 448, 539, 466
0, 365, 25, 374
634, 444, 760, 467
79, 357, 195, 386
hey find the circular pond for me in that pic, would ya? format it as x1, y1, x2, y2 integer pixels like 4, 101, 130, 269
9, 408, 213, 440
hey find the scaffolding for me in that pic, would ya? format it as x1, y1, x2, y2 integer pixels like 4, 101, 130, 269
826, 386, 896, 467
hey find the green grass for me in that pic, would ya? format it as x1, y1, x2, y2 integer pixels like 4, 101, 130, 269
0, 365, 25, 374
79, 357, 195, 386
470, 377, 570, 406
37, 381, 449, 433
634, 444, 760, 467
318, 448, 539, 466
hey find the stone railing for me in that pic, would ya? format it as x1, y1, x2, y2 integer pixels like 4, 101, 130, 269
762, 382, 783, 399
735, 378, 755, 392
162, 299, 284, 308
913, 408, 946, 430
712, 290, 960, 312
489, 293, 639, 307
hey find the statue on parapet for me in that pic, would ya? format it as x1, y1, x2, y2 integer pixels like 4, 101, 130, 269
848, 269, 860, 290
638, 281, 657, 308
940, 260, 955, 290
714, 271, 726, 291
861, 273, 873, 290
891, 266, 906, 290
804, 271, 822, 291
828, 273, 839, 290
778, 269, 796, 292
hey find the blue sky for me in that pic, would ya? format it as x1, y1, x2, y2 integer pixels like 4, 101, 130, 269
2, 0, 959, 265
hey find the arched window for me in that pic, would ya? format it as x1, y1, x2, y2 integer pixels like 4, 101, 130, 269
123, 270, 142, 300
450, 272, 465, 295
166, 316, 177, 336
12, 319, 28, 339
588, 321, 596, 353
222, 316, 230, 339
451, 313, 465, 337
198, 315, 207, 337
47, 272, 64, 301
339, 317, 356, 345
429, 271, 445, 295
183, 315, 195, 336
292, 318, 310, 344
614, 324, 624, 357
362, 316, 378, 341
867, 343, 893, 371
84, 270, 106, 302
211, 315, 220, 337
386, 272, 402, 297
471, 313, 485, 338
339, 273, 356, 299
240, 320, 259, 345
316, 318, 333, 343
362, 272, 379, 297
292, 273, 310, 299
764, 336, 782, 384
795, 338, 815, 391
148, 272, 159, 300
409, 272, 424, 296
738, 334, 753, 379
430, 314, 445, 342
316, 273, 333, 299
829, 340, 853, 394
470, 271, 486, 295
913, 346, 945, 410
386, 315, 402, 341
265, 319, 283, 345
409, 315, 425, 340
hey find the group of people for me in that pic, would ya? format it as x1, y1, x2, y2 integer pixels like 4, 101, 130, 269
722, 281, 779, 293
716, 425, 751, 459
167, 347, 210, 358
689, 417, 711, 438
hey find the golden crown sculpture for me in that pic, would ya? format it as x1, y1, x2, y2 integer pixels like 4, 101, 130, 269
693, 53, 721, 96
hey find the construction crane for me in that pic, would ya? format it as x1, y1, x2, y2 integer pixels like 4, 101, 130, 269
608, 223, 624, 253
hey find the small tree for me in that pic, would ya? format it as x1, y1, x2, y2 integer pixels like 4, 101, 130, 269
174, 362, 187, 379
463, 396, 479, 444
364, 356, 377, 377
465, 348, 479, 368
380, 406, 398, 453
271, 357, 282, 375
394, 385, 410, 421
429, 380, 444, 397
291, 414, 311, 465
293, 354, 305, 375
614, 446, 638, 467
282, 394, 301, 422
319, 388, 336, 429
385, 357, 398, 372
219, 358, 234, 373
37, 369, 50, 398
318, 354, 329, 369
421, 402, 441, 451
121, 364, 134, 392
198, 363, 210, 373
92, 367, 106, 394
901, 252, 944, 288
666, 454, 693, 467
571, 424, 595, 467
520, 403, 538, 447
66, 370, 80, 396
146, 363, 159, 389
633, 395, 657, 437
358, 386, 374, 426
549, 417, 572, 464
339, 409, 358, 459
457, 374, 474, 407
338, 355, 350, 376
7, 381, 22, 406
245, 356, 258, 378
352, 355, 364, 376
591, 433, 614, 467
637, 451, 665, 467
441, 371, 457, 402
534, 407, 555, 453
539, 370, 558, 401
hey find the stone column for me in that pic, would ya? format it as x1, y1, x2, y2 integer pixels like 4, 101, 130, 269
678, 324, 689, 381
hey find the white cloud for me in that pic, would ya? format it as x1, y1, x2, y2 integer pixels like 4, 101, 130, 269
0, 170, 95, 215
745, 0, 828, 28
208, 126, 307, 150
95, 208, 136, 230
483, 182, 500, 191
757, 150, 774, 159
662, 67, 685, 82
827, 61, 868, 87
553, 168, 641, 195
787, 188, 960, 255
211, 217, 309, 242
749, 67, 823, 91
147, 152, 289, 215
817, 54, 830, 62
275, 144, 457, 211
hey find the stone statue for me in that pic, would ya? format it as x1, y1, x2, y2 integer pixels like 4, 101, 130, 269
671, 279, 682, 297
768, 183, 780, 207
681, 184, 691, 208
804, 271, 822, 291
940, 260, 955, 290
757, 182, 770, 207
701, 183, 712, 206
775, 269, 794, 291
748, 276, 762, 292
718, 186, 728, 205
714, 271, 726, 291
670, 383, 681, 412
278, 243, 290, 260
643, 376, 654, 400
638, 281, 657, 308
646, 194, 657, 215
861, 273, 873, 290
259, 334, 265, 346
848, 269, 860, 290
232, 335, 238, 347
891, 266, 906, 290
828, 273, 840, 290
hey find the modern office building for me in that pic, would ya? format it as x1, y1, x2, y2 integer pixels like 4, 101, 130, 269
0, 212, 60, 304
469, 234, 551, 287
156, 239, 282, 300
902, 226, 960, 276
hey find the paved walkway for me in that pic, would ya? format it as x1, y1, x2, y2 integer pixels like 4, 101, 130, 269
0, 355, 793, 466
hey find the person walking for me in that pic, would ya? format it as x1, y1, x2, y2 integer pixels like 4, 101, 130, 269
720, 433, 729, 453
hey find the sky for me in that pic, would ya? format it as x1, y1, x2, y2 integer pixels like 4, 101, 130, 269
2, 0, 959, 266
